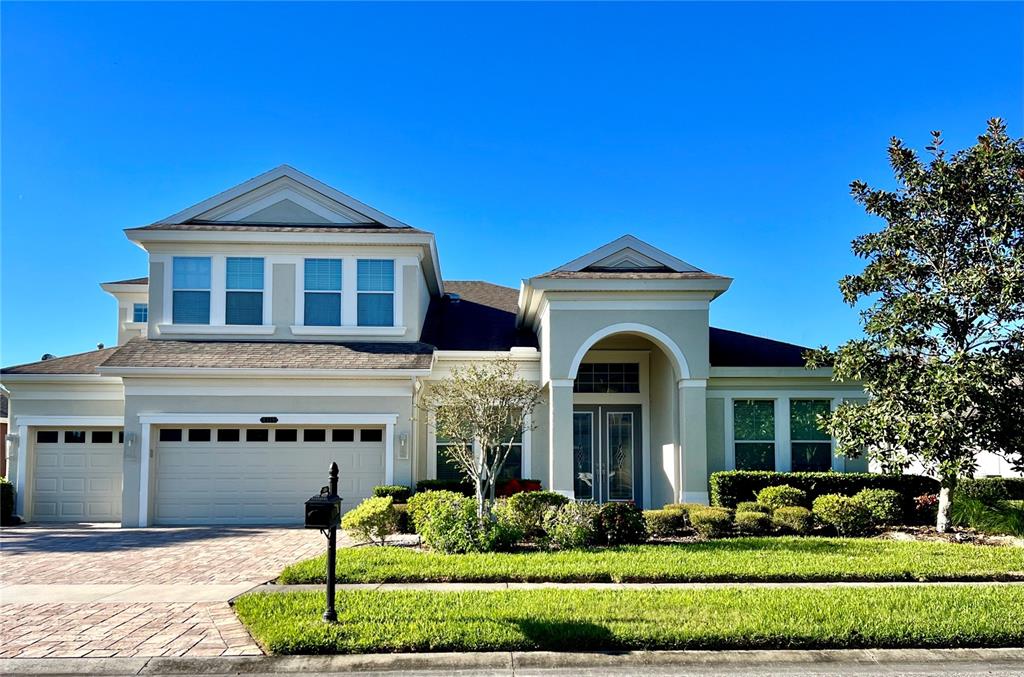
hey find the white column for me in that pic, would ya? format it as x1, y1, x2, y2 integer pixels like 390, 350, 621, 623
679, 379, 709, 505
548, 380, 575, 498
385, 421, 395, 485
776, 397, 791, 472
138, 423, 151, 527
342, 257, 357, 326
831, 396, 846, 471
15, 424, 28, 516
210, 256, 227, 325
521, 413, 533, 479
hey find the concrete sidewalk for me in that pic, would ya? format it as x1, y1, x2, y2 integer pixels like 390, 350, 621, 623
1, 583, 258, 604
2, 647, 1023, 675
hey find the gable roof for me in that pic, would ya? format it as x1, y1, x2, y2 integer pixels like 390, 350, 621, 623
709, 327, 810, 367
550, 235, 705, 275
149, 165, 415, 230
1, 347, 120, 375
421, 281, 538, 351
101, 277, 148, 286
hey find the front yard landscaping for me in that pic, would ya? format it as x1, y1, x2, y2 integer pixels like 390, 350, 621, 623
235, 585, 1024, 654
278, 537, 1024, 584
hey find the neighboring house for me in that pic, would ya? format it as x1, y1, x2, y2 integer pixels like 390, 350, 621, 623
1, 165, 871, 527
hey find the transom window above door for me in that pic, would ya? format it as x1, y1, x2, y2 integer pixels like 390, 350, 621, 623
573, 363, 640, 394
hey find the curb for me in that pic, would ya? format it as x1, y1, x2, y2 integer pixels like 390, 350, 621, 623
2, 648, 1024, 675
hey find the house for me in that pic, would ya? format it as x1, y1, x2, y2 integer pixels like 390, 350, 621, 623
1, 165, 870, 527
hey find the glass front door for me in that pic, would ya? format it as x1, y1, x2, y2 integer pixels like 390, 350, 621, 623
572, 405, 642, 503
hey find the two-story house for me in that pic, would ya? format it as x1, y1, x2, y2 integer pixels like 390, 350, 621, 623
1, 165, 868, 526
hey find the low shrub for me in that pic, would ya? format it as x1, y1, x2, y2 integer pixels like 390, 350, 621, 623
689, 507, 733, 539
661, 503, 705, 525
504, 491, 570, 540
543, 502, 600, 549
812, 494, 874, 537
772, 506, 814, 535
408, 490, 465, 533
644, 509, 688, 538
951, 496, 1024, 537
914, 494, 940, 524
595, 502, 648, 545
710, 471, 938, 515
415, 479, 474, 496
735, 501, 771, 515
341, 497, 399, 546
410, 491, 485, 554
734, 510, 771, 535
755, 485, 807, 511
854, 488, 903, 526
0, 478, 14, 526
373, 485, 412, 504
959, 477, 1024, 502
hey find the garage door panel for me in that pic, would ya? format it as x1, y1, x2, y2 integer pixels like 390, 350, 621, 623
154, 429, 386, 525
32, 430, 123, 523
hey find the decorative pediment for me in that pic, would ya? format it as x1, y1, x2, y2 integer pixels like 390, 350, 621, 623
153, 165, 411, 228
553, 235, 703, 273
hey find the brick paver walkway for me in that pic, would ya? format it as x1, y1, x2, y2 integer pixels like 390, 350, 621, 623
0, 524, 327, 658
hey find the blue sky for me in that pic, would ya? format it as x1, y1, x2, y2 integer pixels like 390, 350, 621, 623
2, 2, 1021, 367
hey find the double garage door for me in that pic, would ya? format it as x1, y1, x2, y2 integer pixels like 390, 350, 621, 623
32, 428, 123, 522
153, 426, 385, 525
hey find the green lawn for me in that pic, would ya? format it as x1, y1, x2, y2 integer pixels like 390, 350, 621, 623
278, 537, 1024, 584
234, 585, 1024, 654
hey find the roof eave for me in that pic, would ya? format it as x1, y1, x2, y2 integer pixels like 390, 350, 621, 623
95, 366, 435, 379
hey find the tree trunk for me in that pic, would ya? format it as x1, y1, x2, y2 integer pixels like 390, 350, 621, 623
474, 478, 485, 519
936, 475, 957, 533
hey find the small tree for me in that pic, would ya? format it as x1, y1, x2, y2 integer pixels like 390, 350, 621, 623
807, 119, 1024, 532
419, 358, 543, 517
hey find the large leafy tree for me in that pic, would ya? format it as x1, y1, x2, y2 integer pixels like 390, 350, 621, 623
807, 119, 1024, 531
419, 358, 543, 517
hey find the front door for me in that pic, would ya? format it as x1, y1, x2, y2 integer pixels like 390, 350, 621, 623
572, 405, 642, 503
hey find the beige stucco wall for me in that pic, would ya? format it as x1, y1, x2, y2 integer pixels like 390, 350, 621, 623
706, 397, 726, 476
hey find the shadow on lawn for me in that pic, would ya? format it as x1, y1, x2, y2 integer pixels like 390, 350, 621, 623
513, 618, 617, 651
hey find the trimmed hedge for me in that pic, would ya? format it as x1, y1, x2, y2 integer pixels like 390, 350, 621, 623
373, 485, 412, 503
689, 507, 733, 539
711, 471, 938, 515
812, 494, 874, 537
736, 501, 771, 515
959, 477, 1024, 502
773, 506, 814, 535
854, 489, 903, 526
595, 503, 648, 545
644, 509, 689, 537
735, 511, 772, 535
341, 497, 399, 546
756, 485, 807, 510
503, 491, 569, 539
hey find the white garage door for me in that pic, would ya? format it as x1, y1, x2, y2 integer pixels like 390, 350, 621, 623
154, 426, 385, 525
32, 428, 123, 522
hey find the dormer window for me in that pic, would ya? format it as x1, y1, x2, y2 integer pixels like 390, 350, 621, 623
172, 257, 211, 324
225, 257, 265, 325
132, 303, 148, 323
357, 259, 395, 327
304, 259, 342, 326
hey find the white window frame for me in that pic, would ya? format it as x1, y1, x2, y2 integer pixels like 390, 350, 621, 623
224, 256, 266, 326
133, 303, 148, 323
292, 254, 408, 336
159, 255, 274, 335
356, 258, 397, 328
789, 398, 834, 472
302, 258, 343, 327
171, 256, 212, 325
730, 398, 778, 472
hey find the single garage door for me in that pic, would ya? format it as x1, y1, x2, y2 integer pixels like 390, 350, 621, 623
32, 428, 123, 522
154, 426, 386, 525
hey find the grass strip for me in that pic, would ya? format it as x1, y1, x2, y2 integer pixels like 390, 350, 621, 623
278, 537, 1024, 584
235, 585, 1024, 654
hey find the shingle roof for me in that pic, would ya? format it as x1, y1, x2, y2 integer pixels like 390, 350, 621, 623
103, 277, 149, 286
421, 281, 538, 351
99, 338, 434, 371
538, 270, 729, 280
709, 327, 810, 368
1, 348, 121, 375
128, 223, 428, 234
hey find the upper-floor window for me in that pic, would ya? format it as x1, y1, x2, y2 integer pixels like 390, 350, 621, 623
132, 303, 148, 323
225, 257, 264, 325
357, 259, 394, 327
790, 399, 832, 472
573, 363, 640, 394
172, 257, 211, 324
733, 399, 775, 471
304, 259, 342, 326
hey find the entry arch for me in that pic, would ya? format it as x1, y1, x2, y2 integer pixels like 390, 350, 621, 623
566, 322, 691, 382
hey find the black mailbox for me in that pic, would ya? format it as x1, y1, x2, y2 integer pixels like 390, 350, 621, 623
305, 494, 342, 529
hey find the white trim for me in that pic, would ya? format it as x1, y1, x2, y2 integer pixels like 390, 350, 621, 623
680, 379, 708, 388
710, 367, 836, 379
549, 379, 575, 388
123, 383, 412, 398
138, 413, 399, 426
522, 413, 533, 479
217, 186, 358, 224
13, 416, 125, 427
426, 412, 437, 480
0, 374, 121, 385
554, 235, 701, 273
546, 300, 709, 311
157, 324, 276, 336
290, 325, 408, 337
139, 422, 152, 527
567, 323, 691, 381
433, 349, 540, 361
12, 390, 123, 401
15, 424, 27, 515
385, 421, 395, 485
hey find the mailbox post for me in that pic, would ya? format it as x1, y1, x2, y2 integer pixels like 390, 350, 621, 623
304, 462, 341, 623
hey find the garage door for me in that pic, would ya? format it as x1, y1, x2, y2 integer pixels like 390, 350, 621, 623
154, 426, 385, 525
32, 428, 123, 522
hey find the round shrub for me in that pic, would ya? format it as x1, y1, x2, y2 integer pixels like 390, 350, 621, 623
812, 494, 875, 536
688, 507, 733, 539
373, 484, 412, 504
407, 490, 485, 553
341, 496, 399, 546
736, 501, 771, 515
661, 503, 704, 525
544, 502, 600, 549
756, 485, 807, 511
408, 490, 465, 533
504, 491, 570, 540
772, 506, 813, 535
595, 502, 648, 545
644, 509, 688, 538
854, 488, 903, 526
734, 510, 771, 535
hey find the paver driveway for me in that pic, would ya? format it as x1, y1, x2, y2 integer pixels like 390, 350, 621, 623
0, 524, 326, 658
